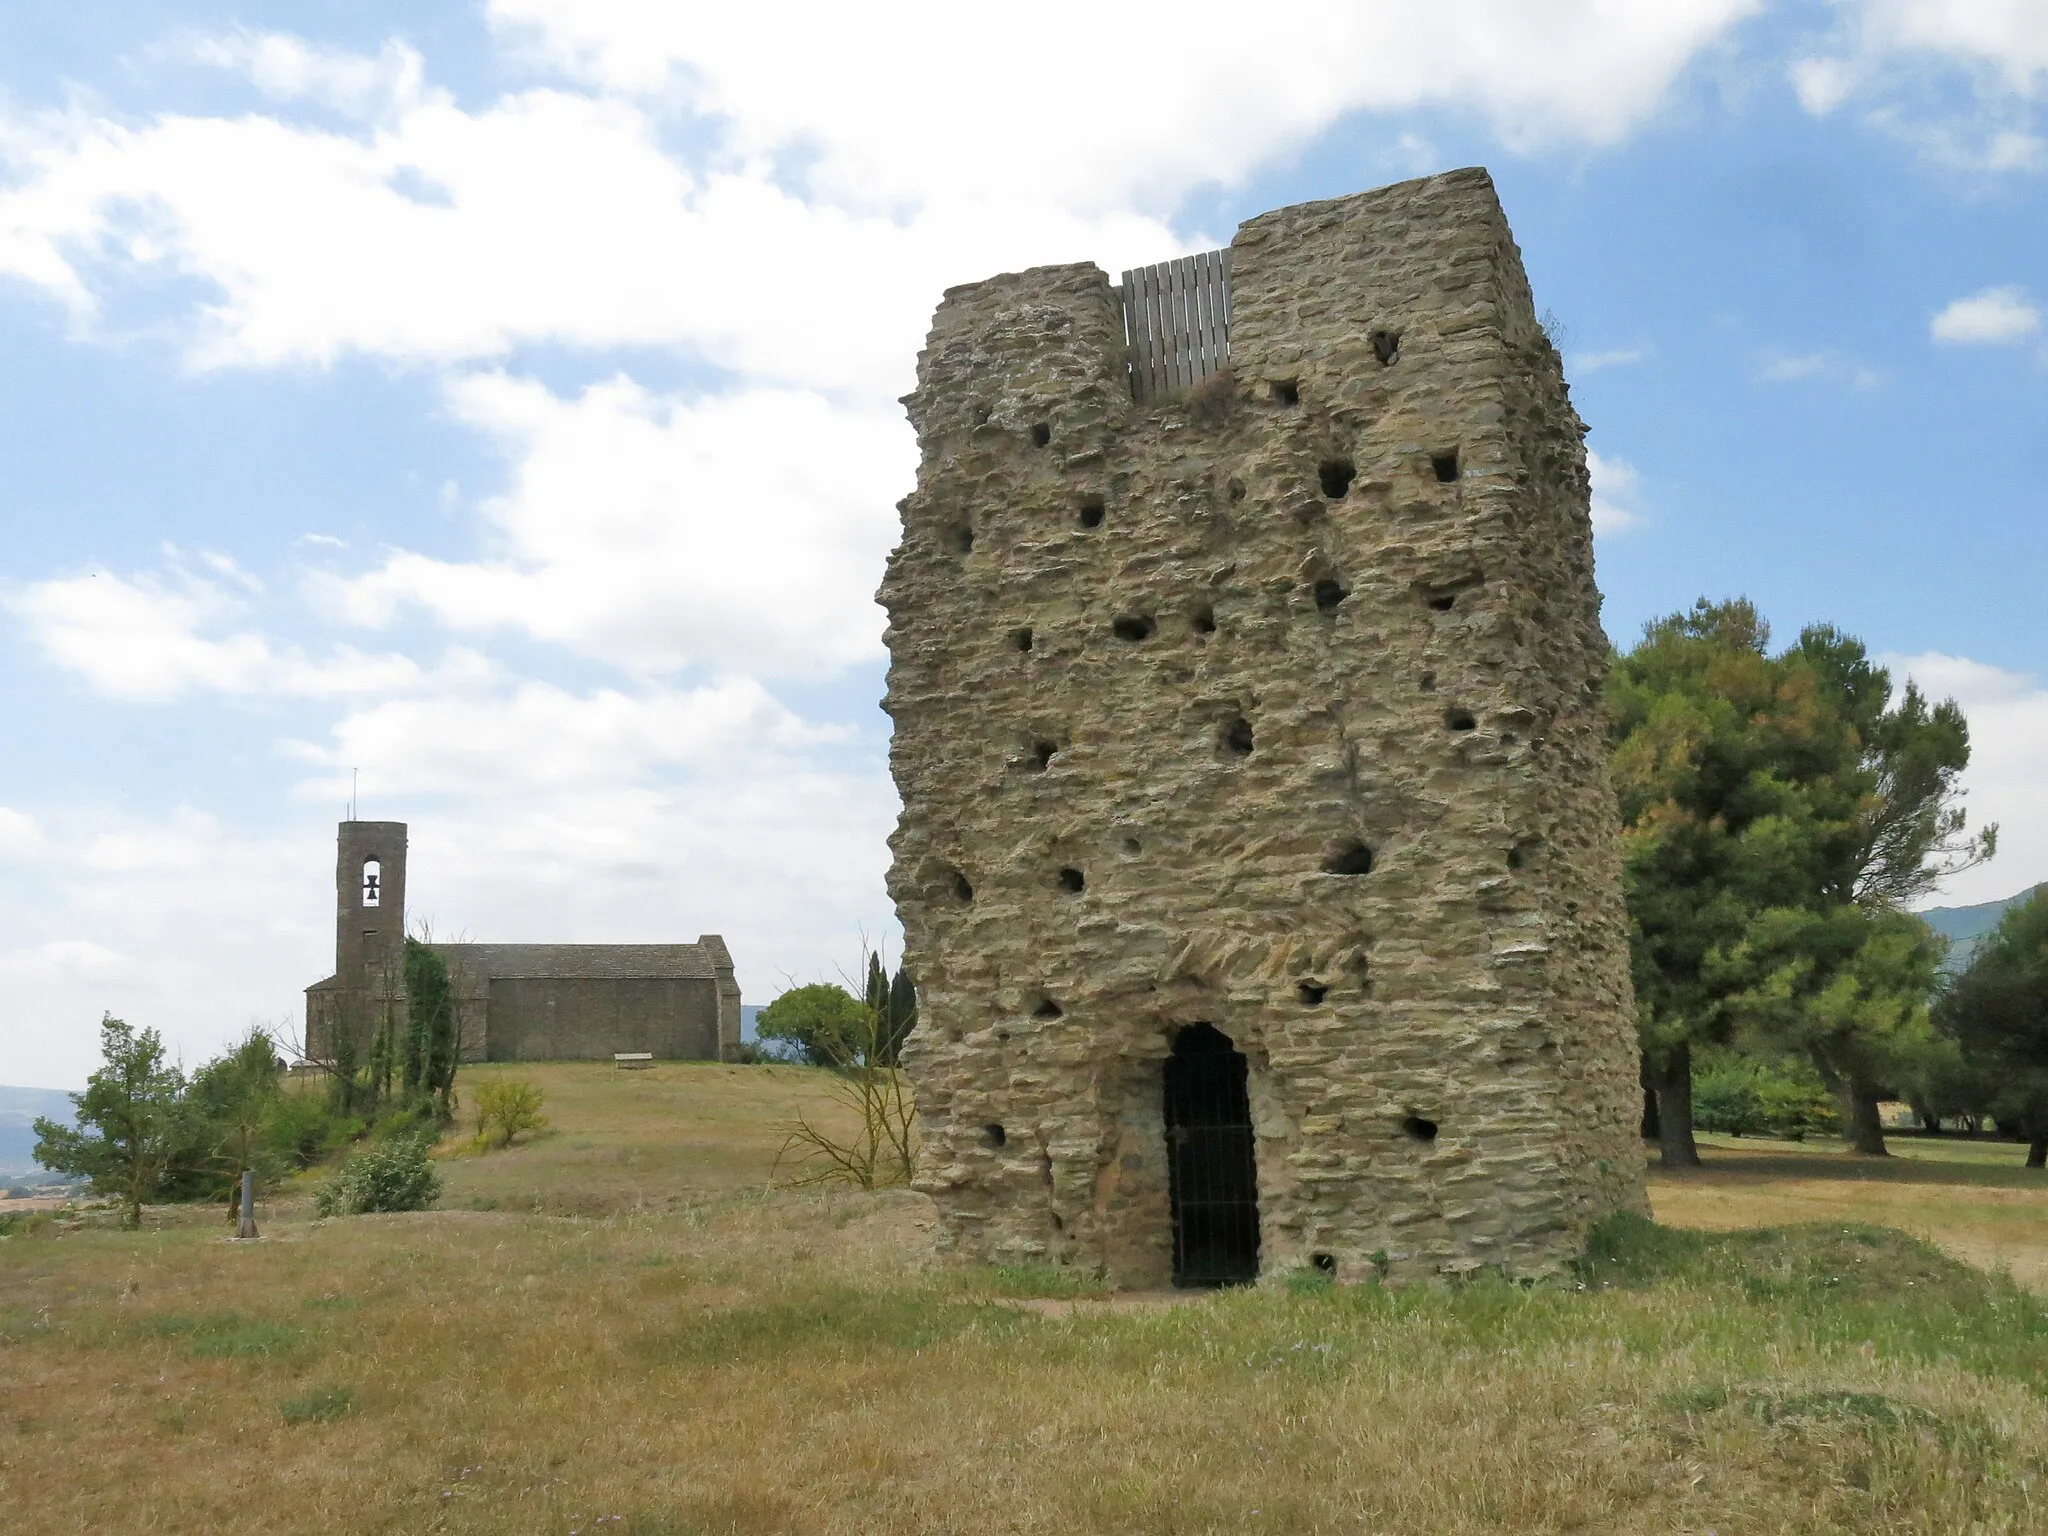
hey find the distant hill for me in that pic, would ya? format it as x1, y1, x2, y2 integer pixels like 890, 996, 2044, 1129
0, 1086, 76, 1180
1920, 884, 2046, 970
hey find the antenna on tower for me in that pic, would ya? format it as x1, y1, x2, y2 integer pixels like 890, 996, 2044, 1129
351, 768, 358, 822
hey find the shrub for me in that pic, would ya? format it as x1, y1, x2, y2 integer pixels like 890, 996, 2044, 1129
1692, 1052, 1840, 1139
314, 1136, 440, 1216
472, 1080, 548, 1150
757, 983, 869, 1067
264, 1092, 356, 1170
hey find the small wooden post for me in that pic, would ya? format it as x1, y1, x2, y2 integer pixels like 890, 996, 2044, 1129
236, 1169, 259, 1240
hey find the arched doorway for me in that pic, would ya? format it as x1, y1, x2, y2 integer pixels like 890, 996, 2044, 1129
1163, 1022, 1260, 1285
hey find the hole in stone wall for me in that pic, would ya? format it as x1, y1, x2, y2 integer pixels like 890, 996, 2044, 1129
1371, 329, 1401, 366
1402, 1115, 1438, 1143
1033, 997, 1063, 1018
1508, 838, 1541, 871
1318, 458, 1356, 499
1270, 379, 1299, 406
1219, 714, 1254, 758
1431, 450, 1460, 483
1191, 602, 1216, 635
1313, 578, 1350, 614
1112, 614, 1157, 642
947, 523, 974, 553
1311, 1251, 1337, 1275
948, 868, 974, 904
1417, 575, 1481, 613
1010, 626, 1034, 652
1297, 980, 1327, 1005
1056, 867, 1085, 895
1077, 495, 1105, 528
1121, 835, 1142, 855
982, 1123, 1007, 1149
973, 403, 992, 425
1419, 672, 1437, 692
1031, 422, 1051, 448
1030, 740, 1057, 771
1227, 477, 1246, 502
1445, 709, 1477, 732
1040, 1152, 1055, 1190
1321, 840, 1375, 876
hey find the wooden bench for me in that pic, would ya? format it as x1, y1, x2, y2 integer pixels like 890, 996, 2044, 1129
613, 1053, 654, 1070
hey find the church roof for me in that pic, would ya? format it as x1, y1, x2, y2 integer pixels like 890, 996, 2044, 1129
431, 942, 724, 982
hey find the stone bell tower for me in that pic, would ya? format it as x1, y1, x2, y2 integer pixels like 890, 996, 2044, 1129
305, 820, 408, 1060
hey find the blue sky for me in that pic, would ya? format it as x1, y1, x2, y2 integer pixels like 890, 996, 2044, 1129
1, 1, 2042, 1088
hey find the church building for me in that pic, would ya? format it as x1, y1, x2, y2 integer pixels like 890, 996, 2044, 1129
304, 820, 741, 1064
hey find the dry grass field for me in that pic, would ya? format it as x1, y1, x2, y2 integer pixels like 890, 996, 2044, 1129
6, 1062, 2048, 1535
1653, 1132, 2048, 1291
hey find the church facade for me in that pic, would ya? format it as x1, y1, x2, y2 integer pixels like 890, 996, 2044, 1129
304, 820, 741, 1064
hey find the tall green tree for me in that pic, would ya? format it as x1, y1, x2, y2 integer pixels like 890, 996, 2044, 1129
1609, 601, 1991, 1165
1936, 890, 2048, 1165
402, 938, 458, 1109
176, 1027, 286, 1205
883, 964, 918, 1067
32, 1015, 187, 1228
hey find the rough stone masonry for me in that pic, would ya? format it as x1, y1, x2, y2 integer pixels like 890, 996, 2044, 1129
880, 168, 1647, 1288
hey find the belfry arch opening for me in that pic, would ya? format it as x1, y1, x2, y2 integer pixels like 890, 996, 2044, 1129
1162, 1023, 1260, 1286
361, 859, 382, 908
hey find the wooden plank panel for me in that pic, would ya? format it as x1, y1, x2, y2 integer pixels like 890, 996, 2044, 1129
1165, 258, 1188, 393
1119, 248, 1232, 403
1150, 263, 1174, 399
1130, 268, 1146, 403
1138, 268, 1155, 405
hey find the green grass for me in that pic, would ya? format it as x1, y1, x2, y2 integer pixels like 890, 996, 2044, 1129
135, 1312, 313, 1362
279, 1385, 356, 1424
7, 1063, 2048, 1534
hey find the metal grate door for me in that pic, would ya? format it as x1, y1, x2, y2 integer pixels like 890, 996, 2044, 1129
1163, 1023, 1261, 1286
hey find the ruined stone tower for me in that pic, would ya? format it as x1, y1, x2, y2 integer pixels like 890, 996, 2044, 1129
880, 168, 1646, 1288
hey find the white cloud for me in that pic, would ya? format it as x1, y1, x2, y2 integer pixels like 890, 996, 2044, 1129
1858, 0, 2048, 91
0, 808, 323, 1087
0, 6, 1763, 387
0, 808, 44, 857
1886, 651, 2048, 906
1796, 1, 2048, 169
0, 83, 1186, 393
5, 563, 454, 702
1930, 284, 2042, 344
325, 375, 909, 676
191, 32, 426, 121
490, 1, 1759, 208
1755, 348, 1885, 389
290, 676, 843, 799
1570, 345, 1650, 374
1790, 56, 1857, 115
1586, 447, 1644, 534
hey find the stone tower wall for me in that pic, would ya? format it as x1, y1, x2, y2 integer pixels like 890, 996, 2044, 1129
306, 820, 409, 1061
880, 168, 1646, 1287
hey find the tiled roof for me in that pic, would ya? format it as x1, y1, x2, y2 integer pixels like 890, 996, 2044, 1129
431, 943, 721, 981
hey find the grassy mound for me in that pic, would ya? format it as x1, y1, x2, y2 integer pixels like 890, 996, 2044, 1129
4, 1062, 2047, 1534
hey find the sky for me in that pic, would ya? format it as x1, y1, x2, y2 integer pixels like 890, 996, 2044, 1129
1, 0, 2042, 1089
